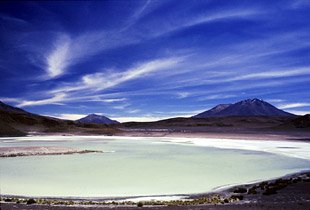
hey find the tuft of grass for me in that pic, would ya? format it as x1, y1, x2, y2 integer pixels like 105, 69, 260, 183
233, 187, 247, 193
137, 201, 144, 207
26, 198, 36, 205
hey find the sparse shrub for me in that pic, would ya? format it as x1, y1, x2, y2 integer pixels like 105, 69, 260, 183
248, 187, 257, 194
263, 187, 277, 195
259, 181, 268, 189
26, 198, 36, 205
137, 201, 143, 207
233, 187, 247, 193
230, 195, 243, 201
303, 178, 310, 182
4, 198, 12, 202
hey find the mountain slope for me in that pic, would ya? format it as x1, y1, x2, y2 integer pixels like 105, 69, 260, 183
284, 114, 310, 128
0, 101, 119, 136
193, 99, 294, 118
76, 114, 119, 125
194, 104, 231, 118
0, 101, 29, 114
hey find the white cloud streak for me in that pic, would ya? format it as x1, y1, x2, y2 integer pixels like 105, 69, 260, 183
279, 103, 310, 109
0, 98, 22, 103
228, 68, 310, 82
45, 113, 87, 121
43, 6, 260, 80
176, 92, 190, 99
95, 98, 127, 103
150, 9, 259, 38
17, 57, 182, 107
0, 14, 28, 25
197, 94, 237, 101
266, 99, 285, 103
46, 35, 71, 78
45, 31, 137, 79
51, 57, 182, 93
17, 93, 67, 107
286, 110, 310, 115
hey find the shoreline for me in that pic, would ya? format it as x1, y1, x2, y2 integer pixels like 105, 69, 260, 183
1, 171, 310, 208
2, 134, 309, 160
12, 129, 310, 142
118, 130, 310, 141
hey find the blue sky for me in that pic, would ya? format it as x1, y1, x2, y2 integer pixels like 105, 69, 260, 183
0, 0, 310, 122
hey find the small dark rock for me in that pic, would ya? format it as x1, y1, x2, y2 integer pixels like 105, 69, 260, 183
248, 187, 257, 194
259, 181, 268, 189
263, 187, 277, 195
137, 202, 143, 207
26, 198, 36, 205
303, 178, 310, 182
230, 195, 244, 201
233, 187, 247, 193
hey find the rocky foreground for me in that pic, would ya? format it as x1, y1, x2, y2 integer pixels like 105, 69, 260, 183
1, 172, 309, 210
0, 146, 102, 157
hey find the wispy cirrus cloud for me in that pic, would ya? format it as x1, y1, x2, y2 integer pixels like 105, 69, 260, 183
182, 9, 258, 29
2, 1, 309, 119
279, 103, 310, 109
228, 68, 310, 82
0, 97, 22, 103
17, 93, 66, 107
146, 8, 260, 38
0, 14, 28, 25
51, 57, 182, 93
197, 94, 237, 101
290, 0, 310, 9
176, 92, 190, 99
94, 98, 127, 103
16, 57, 182, 107
13, 95, 127, 108
122, 0, 152, 30
45, 113, 86, 121
45, 30, 137, 79
286, 110, 310, 115
113, 103, 130, 110
266, 99, 285, 103
46, 35, 71, 78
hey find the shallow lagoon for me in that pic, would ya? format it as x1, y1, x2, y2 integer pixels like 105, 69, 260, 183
0, 136, 309, 198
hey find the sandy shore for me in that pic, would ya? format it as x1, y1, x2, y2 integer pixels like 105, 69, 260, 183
0, 146, 102, 157
36, 129, 310, 142
1, 171, 310, 210
118, 130, 310, 141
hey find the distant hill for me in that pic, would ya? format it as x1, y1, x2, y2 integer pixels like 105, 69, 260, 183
0, 100, 308, 137
0, 101, 119, 137
76, 114, 120, 125
0, 101, 29, 114
284, 114, 310, 128
193, 98, 294, 118
193, 104, 231, 118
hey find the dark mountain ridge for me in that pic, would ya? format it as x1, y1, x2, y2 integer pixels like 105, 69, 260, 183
0, 100, 308, 137
0, 101, 119, 137
0, 101, 30, 114
193, 104, 231, 118
193, 98, 294, 118
76, 114, 120, 125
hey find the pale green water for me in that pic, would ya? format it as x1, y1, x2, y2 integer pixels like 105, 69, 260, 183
0, 136, 309, 198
